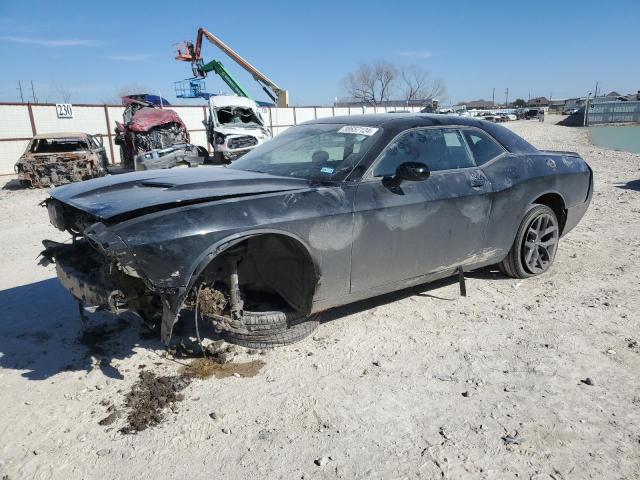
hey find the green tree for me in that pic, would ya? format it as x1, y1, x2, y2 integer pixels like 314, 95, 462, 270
513, 98, 527, 108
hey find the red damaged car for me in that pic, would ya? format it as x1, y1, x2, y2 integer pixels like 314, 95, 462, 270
114, 94, 205, 170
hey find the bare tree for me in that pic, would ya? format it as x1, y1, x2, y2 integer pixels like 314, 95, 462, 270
342, 61, 398, 105
398, 65, 446, 105
52, 83, 74, 103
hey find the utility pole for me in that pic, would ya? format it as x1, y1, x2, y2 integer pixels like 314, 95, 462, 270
584, 92, 592, 127
505, 88, 509, 108
30, 80, 37, 103
594, 81, 599, 98
17, 81, 24, 103
492, 88, 495, 107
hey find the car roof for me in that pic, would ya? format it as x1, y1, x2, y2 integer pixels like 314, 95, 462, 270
32, 132, 90, 139
304, 113, 539, 154
305, 113, 485, 129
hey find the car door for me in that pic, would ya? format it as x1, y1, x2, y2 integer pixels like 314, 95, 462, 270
350, 127, 493, 292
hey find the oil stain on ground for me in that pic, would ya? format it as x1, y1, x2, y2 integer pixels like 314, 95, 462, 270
114, 358, 264, 433
180, 358, 265, 379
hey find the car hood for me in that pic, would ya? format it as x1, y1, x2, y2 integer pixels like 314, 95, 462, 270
49, 167, 310, 221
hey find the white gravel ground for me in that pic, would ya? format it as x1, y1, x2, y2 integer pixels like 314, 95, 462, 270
0, 118, 639, 480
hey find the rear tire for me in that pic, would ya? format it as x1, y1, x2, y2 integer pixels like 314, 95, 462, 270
499, 204, 560, 279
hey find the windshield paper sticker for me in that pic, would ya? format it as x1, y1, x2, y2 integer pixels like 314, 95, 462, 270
320, 167, 335, 174
338, 126, 379, 136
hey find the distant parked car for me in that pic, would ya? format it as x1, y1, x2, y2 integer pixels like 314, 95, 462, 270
525, 109, 541, 119
15, 133, 108, 188
563, 107, 579, 115
477, 112, 503, 123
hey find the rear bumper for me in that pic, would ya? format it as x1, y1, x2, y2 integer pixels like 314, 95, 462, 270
562, 165, 594, 236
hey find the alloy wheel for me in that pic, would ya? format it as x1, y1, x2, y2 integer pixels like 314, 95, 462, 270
522, 212, 559, 274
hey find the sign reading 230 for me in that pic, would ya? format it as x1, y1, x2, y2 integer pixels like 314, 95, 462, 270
56, 103, 74, 119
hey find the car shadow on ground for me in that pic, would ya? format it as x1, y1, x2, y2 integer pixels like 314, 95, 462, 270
616, 179, 640, 191
0, 267, 510, 381
0, 278, 162, 381
320, 266, 508, 323
2, 179, 25, 190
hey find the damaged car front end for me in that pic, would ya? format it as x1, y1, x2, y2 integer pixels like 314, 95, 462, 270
115, 95, 210, 171
40, 166, 326, 348
207, 96, 271, 163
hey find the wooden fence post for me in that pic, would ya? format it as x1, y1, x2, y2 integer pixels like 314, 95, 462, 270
103, 105, 116, 164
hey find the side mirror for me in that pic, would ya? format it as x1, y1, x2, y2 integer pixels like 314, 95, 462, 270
385, 162, 430, 188
389, 161, 430, 187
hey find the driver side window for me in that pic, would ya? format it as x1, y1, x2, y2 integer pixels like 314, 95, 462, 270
373, 128, 476, 177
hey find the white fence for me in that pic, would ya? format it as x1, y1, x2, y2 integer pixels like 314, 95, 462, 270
0, 103, 424, 175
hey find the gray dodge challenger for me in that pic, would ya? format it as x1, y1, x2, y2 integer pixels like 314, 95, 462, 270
42, 114, 593, 348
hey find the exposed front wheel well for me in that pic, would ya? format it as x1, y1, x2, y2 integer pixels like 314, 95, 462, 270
196, 233, 318, 313
532, 193, 566, 234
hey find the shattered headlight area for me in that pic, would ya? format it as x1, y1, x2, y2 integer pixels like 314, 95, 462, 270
40, 238, 154, 317
42, 201, 158, 319
45, 198, 103, 235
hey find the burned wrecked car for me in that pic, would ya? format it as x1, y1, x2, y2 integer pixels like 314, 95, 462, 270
15, 133, 108, 188
115, 94, 206, 170
41, 114, 592, 349
207, 96, 271, 163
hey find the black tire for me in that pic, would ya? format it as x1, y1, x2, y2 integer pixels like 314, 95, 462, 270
221, 310, 319, 349
210, 151, 227, 165
499, 204, 560, 279
195, 146, 209, 164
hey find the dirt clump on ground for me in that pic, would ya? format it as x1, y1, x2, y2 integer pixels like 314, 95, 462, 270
119, 371, 191, 434
180, 358, 265, 379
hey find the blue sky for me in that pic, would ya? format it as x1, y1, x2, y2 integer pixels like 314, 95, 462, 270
1, 0, 639, 106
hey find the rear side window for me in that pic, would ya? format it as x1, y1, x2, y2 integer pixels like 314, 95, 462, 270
373, 128, 476, 177
462, 129, 505, 165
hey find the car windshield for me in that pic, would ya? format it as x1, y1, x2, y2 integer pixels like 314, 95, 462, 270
214, 106, 263, 128
30, 138, 89, 153
228, 123, 382, 181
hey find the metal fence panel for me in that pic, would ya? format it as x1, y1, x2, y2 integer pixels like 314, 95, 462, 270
588, 101, 640, 125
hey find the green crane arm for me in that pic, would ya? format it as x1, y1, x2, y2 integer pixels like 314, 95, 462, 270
200, 59, 251, 99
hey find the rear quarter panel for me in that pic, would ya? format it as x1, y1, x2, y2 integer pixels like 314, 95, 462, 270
481, 152, 591, 256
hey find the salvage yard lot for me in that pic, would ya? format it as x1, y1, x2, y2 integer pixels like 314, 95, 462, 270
0, 119, 639, 479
